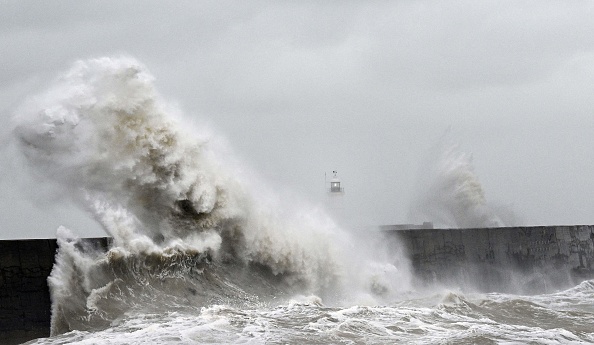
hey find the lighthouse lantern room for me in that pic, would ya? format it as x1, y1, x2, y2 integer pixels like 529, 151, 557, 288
328, 171, 344, 194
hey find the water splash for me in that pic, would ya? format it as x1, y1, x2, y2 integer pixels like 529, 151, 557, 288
11, 57, 411, 334
409, 131, 517, 228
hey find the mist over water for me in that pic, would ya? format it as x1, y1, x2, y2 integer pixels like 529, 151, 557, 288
408, 131, 519, 228
11, 57, 408, 336
11, 57, 594, 344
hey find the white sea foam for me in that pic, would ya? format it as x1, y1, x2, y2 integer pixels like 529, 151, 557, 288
12, 57, 411, 336
12, 56, 340, 277
25, 285, 594, 344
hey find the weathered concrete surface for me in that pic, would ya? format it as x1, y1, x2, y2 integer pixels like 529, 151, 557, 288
386, 225, 594, 293
0, 238, 110, 345
0, 239, 57, 345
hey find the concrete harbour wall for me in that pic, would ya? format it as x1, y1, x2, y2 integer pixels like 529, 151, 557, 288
0, 239, 57, 344
0, 238, 110, 345
385, 225, 594, 293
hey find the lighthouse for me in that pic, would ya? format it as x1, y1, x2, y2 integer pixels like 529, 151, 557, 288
326, 171, 345, 223
328, 171, 344, 195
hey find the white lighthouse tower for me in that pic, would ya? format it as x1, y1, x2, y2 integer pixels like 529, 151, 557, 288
326, 171, 345, 222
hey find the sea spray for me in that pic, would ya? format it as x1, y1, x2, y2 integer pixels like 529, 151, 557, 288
10, 58, 593, 345
48, 226, 255, 335
11, 57, 411, 335
408, 131, 518, 228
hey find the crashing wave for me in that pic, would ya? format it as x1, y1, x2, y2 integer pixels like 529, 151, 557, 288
408, 131, 518, 228
12, 57, 351, 334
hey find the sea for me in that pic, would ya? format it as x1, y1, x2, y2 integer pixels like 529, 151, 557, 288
10, 56, 594, 344
24, 240, 594, 344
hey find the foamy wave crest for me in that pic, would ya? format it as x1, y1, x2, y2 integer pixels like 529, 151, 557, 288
12, 56, 242, 247
12, 57, 353, 334
409, 131, 516, 228
48, 226, 218, 334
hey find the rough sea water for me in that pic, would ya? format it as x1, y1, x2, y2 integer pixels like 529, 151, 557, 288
11, 57, 594, 344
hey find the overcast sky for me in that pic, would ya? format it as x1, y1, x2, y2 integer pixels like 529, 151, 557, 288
1, 1, 594, 239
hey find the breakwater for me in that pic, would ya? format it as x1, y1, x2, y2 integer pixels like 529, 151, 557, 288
0, 238, 110, 345
384, 225, 594, 293
2, 225, 594, 343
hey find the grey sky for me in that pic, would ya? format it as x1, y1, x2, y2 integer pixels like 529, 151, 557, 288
1, 1, 594, 238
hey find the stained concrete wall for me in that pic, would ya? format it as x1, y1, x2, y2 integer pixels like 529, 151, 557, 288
0, 239, 57, 344
0, 238, 110, 345
386, 225, 594, 293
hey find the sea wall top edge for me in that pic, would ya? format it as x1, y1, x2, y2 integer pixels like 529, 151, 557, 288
0, 236, 112, 242
381, 224, 594, 231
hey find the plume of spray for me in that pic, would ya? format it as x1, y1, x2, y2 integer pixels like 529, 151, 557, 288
11, 57, 411, 334
408, 130, 518, 228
